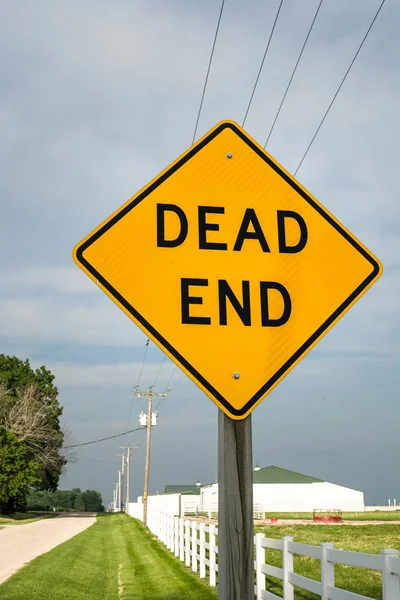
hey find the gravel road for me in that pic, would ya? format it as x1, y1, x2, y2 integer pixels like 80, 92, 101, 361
0, 514, 96, 584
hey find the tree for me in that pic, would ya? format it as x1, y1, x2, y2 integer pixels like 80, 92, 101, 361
74, 493, 85, 512
82, 490, 104, 512
26, 487, 105, 513
0, 355, 66, 493
0, 426, 39, 510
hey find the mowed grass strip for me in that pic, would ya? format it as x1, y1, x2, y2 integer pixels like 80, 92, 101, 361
255, 523, 400, 600
0, 513, 218, 600
264, 511, 400, 521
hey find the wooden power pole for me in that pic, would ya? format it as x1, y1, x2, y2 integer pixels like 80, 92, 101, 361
115, 454, 125, 511
133, 387, 169, 526
218, 410, 254, 600
120, 445, 138, 511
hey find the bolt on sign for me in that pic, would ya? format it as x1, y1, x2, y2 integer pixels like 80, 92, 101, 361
73, 121, 382, 420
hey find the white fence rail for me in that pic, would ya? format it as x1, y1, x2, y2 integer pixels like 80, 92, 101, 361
141, 509, 400, 600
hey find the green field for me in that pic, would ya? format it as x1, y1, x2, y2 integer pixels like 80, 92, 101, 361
255, 523, 400, 599
0, 513, 217, 600
264, 511, 400, 521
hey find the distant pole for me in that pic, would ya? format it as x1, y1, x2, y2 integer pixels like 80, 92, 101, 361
116, 454, 125, 510
113, 484, 117, 512
133, 386, 169, 527
117, 470, 122, 511
120, 445, 138, 512
143, 390, 153, 526
218, 410, 254, 600
126, 446, 131, 510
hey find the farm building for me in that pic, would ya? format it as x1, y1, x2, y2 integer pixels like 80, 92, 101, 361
131, 466, 364, 517
200, 466, 364, 512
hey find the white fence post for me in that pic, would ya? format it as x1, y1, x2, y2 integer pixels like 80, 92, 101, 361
321, 542, 335, 600
382, 549, 400, 600
168, 514, 173, 550
158, 511, 162, 542
179, 518, 184, 562
163, 512, 167, 545
164, 513, 168, 547
185, 520, 191, 567
255, 533, 265, 600
191, 521, 197, 572
154, 510, 158, 537
169, 514, 174, 551
283, 536, 294, 600
174, 516, 179, 557
199, 522, 206, 578
209, 523, 217, 587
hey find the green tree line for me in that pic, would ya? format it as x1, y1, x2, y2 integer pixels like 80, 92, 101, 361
27, 487, 104, 512
0, 354, 66, 513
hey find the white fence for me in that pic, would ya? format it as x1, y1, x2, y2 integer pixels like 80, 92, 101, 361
128, 502, 143, 520
141, 509, 400, 600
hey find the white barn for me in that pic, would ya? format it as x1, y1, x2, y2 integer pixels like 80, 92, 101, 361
200, 466, 364, 513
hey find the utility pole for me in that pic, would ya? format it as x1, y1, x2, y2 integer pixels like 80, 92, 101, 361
133, 386, 169, 526
120, 445, 138, 513
113, 483, 118, 512
116, 453, 126, 511
116, 470, 122, 511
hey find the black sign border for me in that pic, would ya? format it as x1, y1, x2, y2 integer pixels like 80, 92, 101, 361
75, 122, 381, 418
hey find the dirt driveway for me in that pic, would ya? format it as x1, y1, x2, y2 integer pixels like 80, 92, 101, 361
0, 514, 96, 584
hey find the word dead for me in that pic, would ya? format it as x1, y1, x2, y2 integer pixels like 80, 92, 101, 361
156, 204, 308, 327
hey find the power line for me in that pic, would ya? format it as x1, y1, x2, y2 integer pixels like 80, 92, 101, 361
153, 354, 167, 386
294, 0, 386, 176
125, 338, 150, 430
77, 458, 120, 464
136, 338, 150, 388
242, 0, 285, 128
264, 0, 323, 148
155, 368, 184, 414
192, 0, 226, 145
65, 426, 145, 449
163, 364, 178, 394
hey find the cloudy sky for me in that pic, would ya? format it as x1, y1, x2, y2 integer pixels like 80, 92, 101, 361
1, 0, 399, 507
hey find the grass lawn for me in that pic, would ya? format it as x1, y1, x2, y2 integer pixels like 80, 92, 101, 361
255, 523, 400, 599
0, 513, 218, 600
263, 511, 400, 521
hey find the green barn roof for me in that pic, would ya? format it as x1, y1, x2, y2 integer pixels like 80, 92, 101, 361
163, 484, 200, 495
253, 466, 323, 484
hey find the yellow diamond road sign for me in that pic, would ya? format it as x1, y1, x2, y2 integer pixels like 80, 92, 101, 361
73, 121, 382, 420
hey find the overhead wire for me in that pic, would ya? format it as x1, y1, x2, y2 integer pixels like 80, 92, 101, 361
77, 458, 121, 464
153, 354, 167, 386
163, 364, 178, 394
294, 0, 386, 176
125, 337, 150, 430
135, 338, 150, 389
242, 0, 285, 128
264, 0, 324, 148
65, 426, 145, 449
192, 0, 226, 145
156, 368, 186, 415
